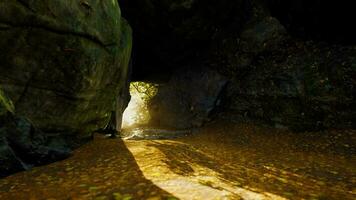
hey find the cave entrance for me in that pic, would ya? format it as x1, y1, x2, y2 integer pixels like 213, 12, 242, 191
120, 68, 229, 139
121, 81, 158, 131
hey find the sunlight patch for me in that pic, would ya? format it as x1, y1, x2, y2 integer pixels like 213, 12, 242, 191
127, 140, 288, 200
122, 82, 158, 129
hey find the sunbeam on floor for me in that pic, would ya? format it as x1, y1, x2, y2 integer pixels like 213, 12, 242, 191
127, 139, 287, 200
0, 122, 354, 200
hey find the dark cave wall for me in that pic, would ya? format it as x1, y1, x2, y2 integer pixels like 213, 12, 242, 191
120, 0, 356, 80
263, 0, 356, 43
119, 0, 252, 80
119, 0, 355, 130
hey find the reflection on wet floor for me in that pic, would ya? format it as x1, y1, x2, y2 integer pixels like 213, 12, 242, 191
0, 121, 355, 200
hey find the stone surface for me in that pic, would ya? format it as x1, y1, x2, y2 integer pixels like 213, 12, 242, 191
213, 7, 355, 131
239, 16, 287, 54
120, 0, 355, 131
119, 0, 251, 80
263, 0, 356, 43
0, 0, 132, 140
224, 38, 356, 131
148, 68, 228, 129
0, 88, 71, 178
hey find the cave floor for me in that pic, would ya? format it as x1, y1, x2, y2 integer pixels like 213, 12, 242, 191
0, 121, 355, 200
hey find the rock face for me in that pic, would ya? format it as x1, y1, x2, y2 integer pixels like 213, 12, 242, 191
264, 0, 356, 43
220, 11, 355, 131
120, 0, 355, 131
0, 1, 132, 140
225, 39, 356, 131
0, 88, 71, 178
119, 0, 251, 80
148, 69, 228, 129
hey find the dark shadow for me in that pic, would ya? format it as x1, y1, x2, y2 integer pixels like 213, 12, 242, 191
0, 136, 178, 200
147, 142, 212, 177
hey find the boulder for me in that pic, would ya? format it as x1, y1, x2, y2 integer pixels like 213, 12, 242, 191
225, 39, 356, 131
239, 16, 287, 54
0, 88, 71, 178
0, 0, 132, 141
219, 6, 355, 131
148, 68, 228, 129
226, 16, 287, 72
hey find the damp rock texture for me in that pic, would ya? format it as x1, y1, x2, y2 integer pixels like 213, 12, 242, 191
149, 68, 228, 129
0, 88, 71, 178
120, 0, 355, 131
0, 0, 132, 140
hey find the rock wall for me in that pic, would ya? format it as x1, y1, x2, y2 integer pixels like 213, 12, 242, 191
1, 88, 71, 178
120, 0, 355, 131
262, 0, 356, 43
224, 29, 356, 130
0, 0, 132, 141
148, 68, 228, 129
119, 0, 251, 80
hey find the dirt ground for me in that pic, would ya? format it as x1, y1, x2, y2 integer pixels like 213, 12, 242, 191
0, 121, 355, 200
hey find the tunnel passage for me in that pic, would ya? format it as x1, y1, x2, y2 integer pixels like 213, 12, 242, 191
119, 0, 355, 131
121, 81, 158, 130
120, 68, 228, 139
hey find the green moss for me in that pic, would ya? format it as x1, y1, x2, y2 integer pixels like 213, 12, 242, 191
0, 0, 133, 141
0, 87, 14, 115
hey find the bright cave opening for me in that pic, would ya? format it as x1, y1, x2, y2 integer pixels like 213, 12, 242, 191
121, 82, 158, 130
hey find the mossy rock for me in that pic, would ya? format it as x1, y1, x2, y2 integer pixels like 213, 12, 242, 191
0, 0, 132, 141
0, 88, 71, 178
0, 87, 14, 115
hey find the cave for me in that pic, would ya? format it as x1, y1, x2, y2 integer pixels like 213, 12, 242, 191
121, 82, 157, 130
0, 0, 355, 199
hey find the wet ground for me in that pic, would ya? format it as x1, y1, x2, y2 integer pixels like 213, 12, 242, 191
0, 121, 355, 200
